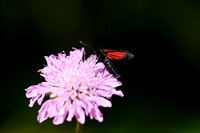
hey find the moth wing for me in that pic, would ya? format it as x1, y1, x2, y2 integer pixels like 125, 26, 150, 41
103, 49, 127, 60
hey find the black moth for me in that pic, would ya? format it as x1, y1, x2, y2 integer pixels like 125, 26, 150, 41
80, 41, 134, 78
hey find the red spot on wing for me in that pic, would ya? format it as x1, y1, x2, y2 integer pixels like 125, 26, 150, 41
102, 49, 112, 53
103, 49, 126, 60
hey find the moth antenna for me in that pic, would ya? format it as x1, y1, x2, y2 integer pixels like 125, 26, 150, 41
80, 41, 94, 50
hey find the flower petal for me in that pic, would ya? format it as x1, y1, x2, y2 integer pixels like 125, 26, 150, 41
25, 86, 38, 98
29, 95, 40, 107
66, 103, 75, 122
53, 104, 67, 125
94, 96, 112, 107
75, 106, 85, 124
90, 106, 103, 122
37, 93, 45, 105
103, 78, 122, 87
111, 89, 124, 97
37, 100, 51, 123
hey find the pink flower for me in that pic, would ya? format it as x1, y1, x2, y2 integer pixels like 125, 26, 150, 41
25, 48, 123, 125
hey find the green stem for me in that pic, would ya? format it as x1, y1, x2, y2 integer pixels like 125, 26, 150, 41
75, 121, 80, 133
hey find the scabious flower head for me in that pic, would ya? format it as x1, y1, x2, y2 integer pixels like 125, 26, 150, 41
25, 48, 123, 125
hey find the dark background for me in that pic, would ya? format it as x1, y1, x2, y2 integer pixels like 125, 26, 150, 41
1, 0, 200, 133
